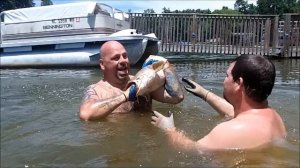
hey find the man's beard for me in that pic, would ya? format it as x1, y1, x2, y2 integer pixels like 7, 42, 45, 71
223, 92, 229, 102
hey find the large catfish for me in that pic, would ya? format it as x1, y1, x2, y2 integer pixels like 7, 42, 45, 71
126, 55, 167, 96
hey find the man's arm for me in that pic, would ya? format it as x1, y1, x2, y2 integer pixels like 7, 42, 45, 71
205, 92, 234, 118
151, 62, 184, 104
166, 121, 270, 151
151, 110, 248, 153
182, 78, 234, 117
165, 128, 200, 153
151, 110, 200, 153
79, 85, 127, 121
164, 125, 231, 153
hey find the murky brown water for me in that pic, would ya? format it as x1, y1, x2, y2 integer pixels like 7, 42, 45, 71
1, 56, 299, 167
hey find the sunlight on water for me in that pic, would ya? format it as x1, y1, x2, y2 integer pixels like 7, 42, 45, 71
1, 57, 299, 167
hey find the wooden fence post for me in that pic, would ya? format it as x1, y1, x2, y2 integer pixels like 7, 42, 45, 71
191, 14, 197, 52
272, 16, 279, 55
283, 14, 291, 57
264, 18, 271, 55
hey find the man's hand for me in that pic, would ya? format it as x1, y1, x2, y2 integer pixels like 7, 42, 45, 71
142, 59, 158, 68
142, 55, 169, 83
123, 84, 137, 101
151, 111, 175, 131
142, 55, 167, 68
182, 77, 210, 101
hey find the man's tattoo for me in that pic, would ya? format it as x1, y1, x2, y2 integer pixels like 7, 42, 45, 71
82, 85, 98, 101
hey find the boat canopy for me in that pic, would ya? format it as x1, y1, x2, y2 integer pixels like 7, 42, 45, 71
2, 2, 104, 24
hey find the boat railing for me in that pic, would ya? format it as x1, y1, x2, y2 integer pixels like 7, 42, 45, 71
95, 3, 114, 17
113, 8, 129, 21
97, 3, 129, 22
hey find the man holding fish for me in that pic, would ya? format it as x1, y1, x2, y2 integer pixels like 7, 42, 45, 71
79, 41, 184, 121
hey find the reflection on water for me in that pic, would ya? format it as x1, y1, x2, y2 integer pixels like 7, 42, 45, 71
1, 57, 299, 167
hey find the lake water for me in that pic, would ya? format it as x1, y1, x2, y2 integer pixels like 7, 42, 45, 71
1, 55, 299, 167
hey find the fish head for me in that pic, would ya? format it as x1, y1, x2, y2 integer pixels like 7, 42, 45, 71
151, 60, 166, 72
125, 66, 161, 96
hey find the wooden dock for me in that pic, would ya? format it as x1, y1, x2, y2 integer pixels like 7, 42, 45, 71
129, 13, 300, 58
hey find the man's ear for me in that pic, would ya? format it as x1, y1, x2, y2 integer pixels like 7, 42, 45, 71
235, 77, 244, 91
99, 59, 104, 70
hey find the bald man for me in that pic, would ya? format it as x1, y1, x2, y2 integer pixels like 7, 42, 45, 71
79, 41, 184, 121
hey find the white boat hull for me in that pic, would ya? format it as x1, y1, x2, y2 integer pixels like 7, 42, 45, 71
0, 3, 159, 68
0, 36, 159, 67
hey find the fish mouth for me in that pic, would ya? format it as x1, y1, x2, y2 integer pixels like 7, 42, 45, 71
151, 61, 165, 72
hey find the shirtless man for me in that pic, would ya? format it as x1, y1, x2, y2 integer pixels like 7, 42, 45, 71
79, 41, 184, 121
152, 55, 286, 152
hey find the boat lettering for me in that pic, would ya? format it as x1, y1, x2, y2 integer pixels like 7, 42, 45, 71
44, 18, 75, 30
51, 18, 75, 24
43, 24, 74, 30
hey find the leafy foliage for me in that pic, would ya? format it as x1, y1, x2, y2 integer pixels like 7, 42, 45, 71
41, 0, 53, 6
212, 6, 241, 14
291, 0, 300, 12
234, 0, 299, 15
144, 8, 155, 14
234, 0, 249, 13
162, 7, 171, 13
0, 0, 35, 13
162, 7, 211, 14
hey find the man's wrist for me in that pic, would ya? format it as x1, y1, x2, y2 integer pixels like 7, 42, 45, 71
204, 90, 210, 102
165, 127, 176, 134
122, 92, 127, 101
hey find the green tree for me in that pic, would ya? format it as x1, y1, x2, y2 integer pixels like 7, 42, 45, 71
290, 0, 300, 12
178, 9, 211, 14
1, 0, 35, 12
234, 0, 249, 13
41, 0, 53, 6
247, 4, 257, 14
161, 8, 211, 14
234, 0, 257, 14
162, 7, 171, 13
144, 8, 155, 14
257, 0, 298, 15
212, 6, 241, 14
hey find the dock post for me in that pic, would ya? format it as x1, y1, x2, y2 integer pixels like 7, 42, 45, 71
283, 14, 291, 57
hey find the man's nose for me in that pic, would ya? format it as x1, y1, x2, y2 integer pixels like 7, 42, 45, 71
119, 57, 128, 66
119, 56, 128, 63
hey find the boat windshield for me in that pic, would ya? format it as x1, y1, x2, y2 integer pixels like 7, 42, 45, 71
96, 3, 128, 21
96, 3, 113, 17
114, 8, 129, 21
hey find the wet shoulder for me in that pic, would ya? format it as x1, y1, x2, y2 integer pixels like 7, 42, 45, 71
213, 115, 266, 136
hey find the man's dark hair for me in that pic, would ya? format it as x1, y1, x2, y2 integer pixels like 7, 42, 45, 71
231, 55, 276, 102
